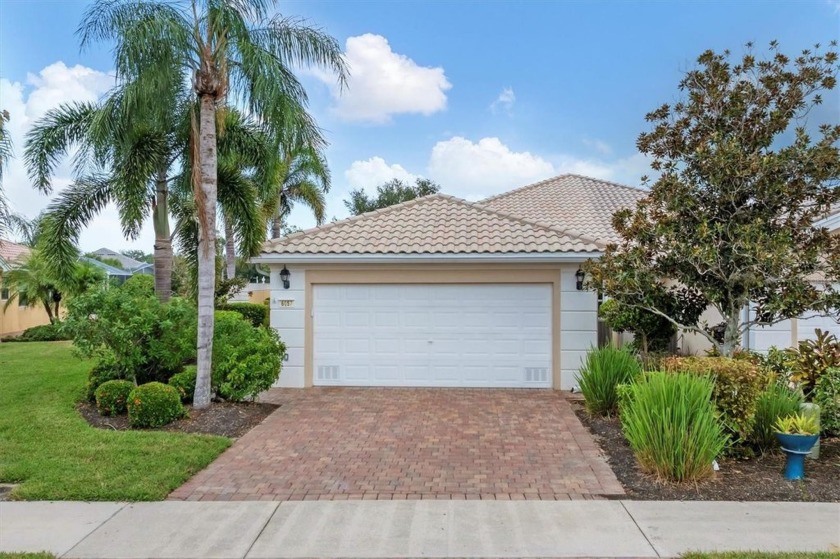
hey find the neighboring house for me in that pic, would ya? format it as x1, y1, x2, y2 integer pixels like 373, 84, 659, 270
81, 256, 134, 285
90, 248, 153, 275
253, 174, 646, 390
0, 239, 51, 337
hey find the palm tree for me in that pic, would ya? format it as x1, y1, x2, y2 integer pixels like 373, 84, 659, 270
265, 125, 331, 240
2, 249, 105, 324
0, 110, 13, 237
25, 91, 186, 301
79, 0, 347, 408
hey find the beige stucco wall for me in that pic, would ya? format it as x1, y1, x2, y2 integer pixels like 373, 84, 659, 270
0, 300, 51, 337
267, 262, 597, 390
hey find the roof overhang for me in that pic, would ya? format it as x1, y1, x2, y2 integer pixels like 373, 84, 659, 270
815, 212, 840, 233
252, 251, 603, 265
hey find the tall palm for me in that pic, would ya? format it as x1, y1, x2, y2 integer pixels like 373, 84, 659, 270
0, 110, 13, 237
79, 0, 347, 408
265, 126, 331, 240
24, 89, 187, 301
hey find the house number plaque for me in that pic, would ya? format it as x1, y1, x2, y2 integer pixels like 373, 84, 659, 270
278, 300, 295, 307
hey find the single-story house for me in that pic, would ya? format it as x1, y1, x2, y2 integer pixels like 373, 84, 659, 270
253, 174, 646, 390
89, 247, 153, 275
254, 173, 840, 389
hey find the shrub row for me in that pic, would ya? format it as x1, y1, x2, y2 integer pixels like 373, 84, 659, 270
4, 322, 71, 342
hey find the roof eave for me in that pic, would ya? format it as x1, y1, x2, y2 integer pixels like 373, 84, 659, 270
251, 251, 603, 265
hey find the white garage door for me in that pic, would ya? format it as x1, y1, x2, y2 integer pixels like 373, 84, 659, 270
313, 284, 552, 387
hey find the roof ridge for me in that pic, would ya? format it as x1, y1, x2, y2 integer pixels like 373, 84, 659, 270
476, 173, 646, 206
265, 193, 448, 247
443, 194, 604, 248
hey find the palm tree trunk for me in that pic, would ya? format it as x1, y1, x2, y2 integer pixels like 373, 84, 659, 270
194, 94, 218, 410
271, 213, 282, 239
224, 216, 236, 280
152, 169, 173, 302
41, 299, 54, 324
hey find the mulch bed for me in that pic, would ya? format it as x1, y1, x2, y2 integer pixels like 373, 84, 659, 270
78, 400, 278, 438
571, 400, 840, 502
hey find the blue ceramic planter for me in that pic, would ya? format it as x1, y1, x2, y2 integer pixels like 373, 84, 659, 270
775, 433, 819, 480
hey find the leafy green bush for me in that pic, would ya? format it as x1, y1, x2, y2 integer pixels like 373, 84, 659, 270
576, 346, 641, 416
119, 274, 155, 299
752, 382, 804, 451
212, 311, 285, 401
64, 286, 196, 385
127, 382, 185, 428
662, 356, 766, 444
85, 356, 126, 402
7, 322, 71, 342
756, 346, 796, 383
94, 380, 135, 416
216, 302, 268, 328
168, 366, 197, 403
620, 372, 728, 482
813, 367, 840, 436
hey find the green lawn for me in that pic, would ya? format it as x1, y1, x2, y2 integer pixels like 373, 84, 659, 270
0, 341, 230, 501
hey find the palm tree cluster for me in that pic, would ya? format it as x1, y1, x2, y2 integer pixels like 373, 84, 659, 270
21, 0, 347, 407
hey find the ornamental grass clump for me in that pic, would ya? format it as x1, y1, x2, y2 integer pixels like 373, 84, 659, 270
576, 345, 641, 416
752, 382, 804, 451
620, 372, 728, 482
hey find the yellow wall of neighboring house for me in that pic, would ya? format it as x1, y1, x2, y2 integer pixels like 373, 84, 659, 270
0, 299, 51, 337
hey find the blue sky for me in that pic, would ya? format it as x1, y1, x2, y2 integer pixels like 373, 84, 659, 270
1, 0, 838, 251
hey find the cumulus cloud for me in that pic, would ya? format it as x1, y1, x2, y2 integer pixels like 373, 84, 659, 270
338, 137, 651, 212
0, 62, 155, 252
489, 87, 515, 114
316, 34, 452, 124
344, 156, 419, 191
427, 136, 555, 199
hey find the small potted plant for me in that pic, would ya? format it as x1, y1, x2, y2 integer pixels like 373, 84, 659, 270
774, 413, 820, 480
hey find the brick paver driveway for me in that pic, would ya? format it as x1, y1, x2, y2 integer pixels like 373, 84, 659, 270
169, 388, 624, 501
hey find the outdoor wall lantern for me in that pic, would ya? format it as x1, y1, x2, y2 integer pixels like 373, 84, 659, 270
575, 267, 586, 291
280, 266, 291, 289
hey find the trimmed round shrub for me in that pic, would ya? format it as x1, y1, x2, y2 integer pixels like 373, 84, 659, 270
169, 366, 197, 403
85, 358, 125, 402
94, 380, 135, 416
212, 311, 285, 401
576, 346, 641, 416
620, 372, 728, 482
127, 382, 185, 428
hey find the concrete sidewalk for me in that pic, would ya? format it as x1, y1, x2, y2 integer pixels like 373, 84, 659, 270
1, 500, 838, 558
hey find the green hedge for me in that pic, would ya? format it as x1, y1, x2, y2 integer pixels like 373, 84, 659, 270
4, 323, 71, 342
216, 302, 269, 328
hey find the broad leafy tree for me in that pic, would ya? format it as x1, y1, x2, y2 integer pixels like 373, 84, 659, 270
79, 0, 347, 407
344, 178, 440, 216
586, 42, 840, 356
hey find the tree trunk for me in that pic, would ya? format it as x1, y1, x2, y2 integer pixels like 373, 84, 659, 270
224, 216, 236, 280
193, 94, 219, 410
271, 212, 282, 239
42, 299, 54, 324
720, 312, 741, 357
152, 169, 172, 302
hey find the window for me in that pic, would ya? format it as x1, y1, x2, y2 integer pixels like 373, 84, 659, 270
0, 288, 8, 300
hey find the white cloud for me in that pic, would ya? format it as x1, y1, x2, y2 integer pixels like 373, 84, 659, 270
317, 34, 452, 124
489, 87, 515, 114
344, 156, 419, 191
427, 136, 555, 199
582, 137, 612, 156
1, 62, 154, 252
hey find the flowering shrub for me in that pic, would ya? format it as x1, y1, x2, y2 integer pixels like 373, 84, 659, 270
94, 380, 135, 416
127, 382, 185, 428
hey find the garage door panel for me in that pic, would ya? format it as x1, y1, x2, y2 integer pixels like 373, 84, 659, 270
314, 284, 552, 388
